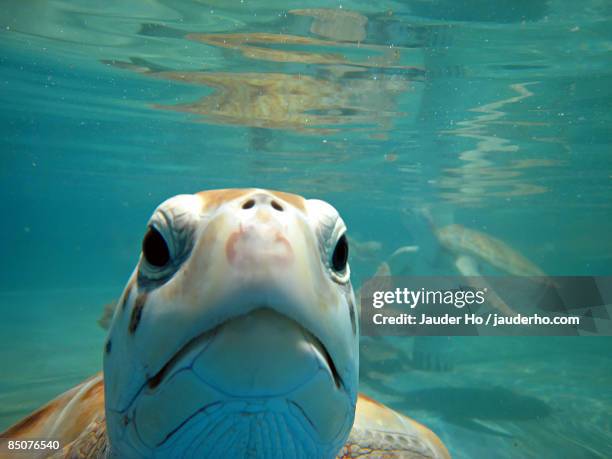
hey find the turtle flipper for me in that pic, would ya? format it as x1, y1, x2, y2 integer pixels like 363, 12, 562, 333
0, 374, 105, 459
52, 415, 108, 459
338, 394, 450, 459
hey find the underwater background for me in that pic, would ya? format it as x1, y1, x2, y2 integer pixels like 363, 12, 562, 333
0, 1, 611, 457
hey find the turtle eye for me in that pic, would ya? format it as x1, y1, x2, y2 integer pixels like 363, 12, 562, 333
331, 234, 349, 273
142, 227, 170, 267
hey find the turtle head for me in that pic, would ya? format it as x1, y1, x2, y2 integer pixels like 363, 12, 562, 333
103, 189, 358, 458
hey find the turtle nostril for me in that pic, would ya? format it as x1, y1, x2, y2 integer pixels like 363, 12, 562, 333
242, 199, 255, 210
271, 201, 283, 212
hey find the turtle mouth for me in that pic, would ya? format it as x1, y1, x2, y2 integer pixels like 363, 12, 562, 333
145, 307, 342, 392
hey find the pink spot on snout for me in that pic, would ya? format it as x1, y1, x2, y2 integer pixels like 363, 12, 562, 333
225, 224, 294, 267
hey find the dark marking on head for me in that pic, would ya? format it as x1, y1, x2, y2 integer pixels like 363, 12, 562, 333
105, 340, 112, 354
147, 328, 218, 390
121, 282, 133, 311
320, 343, 343, 389
348, 297, 356, 335
341, 281, 357, 336
129, 292, 148, 334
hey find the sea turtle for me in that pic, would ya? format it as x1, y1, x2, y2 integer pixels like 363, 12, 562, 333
405, 208, 552, 371
434, 223, 548, 279
1, 189, 449, 459
433, 219, 553, 316
418, 207, 552, 315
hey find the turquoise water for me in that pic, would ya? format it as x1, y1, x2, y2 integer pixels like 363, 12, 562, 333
1, 1, 611, 457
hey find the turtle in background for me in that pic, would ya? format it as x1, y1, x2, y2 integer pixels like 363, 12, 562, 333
1, 189, 449, 459
399, 206, 554, 371
433, 222, 548, 280
410, 205, 552, 301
